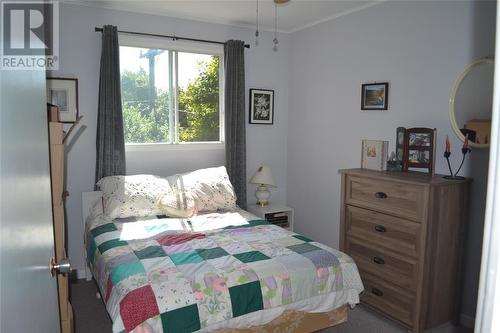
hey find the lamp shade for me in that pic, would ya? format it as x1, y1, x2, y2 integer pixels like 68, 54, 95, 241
250, 166, 275, 186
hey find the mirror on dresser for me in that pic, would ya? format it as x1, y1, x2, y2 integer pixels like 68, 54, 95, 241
449, 57, 494, 149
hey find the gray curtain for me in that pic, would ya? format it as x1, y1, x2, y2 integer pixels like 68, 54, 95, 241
95, 25, 126, 184
224, 40, 246, 209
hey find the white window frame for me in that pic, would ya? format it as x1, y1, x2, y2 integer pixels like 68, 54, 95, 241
119, 34, 225, 151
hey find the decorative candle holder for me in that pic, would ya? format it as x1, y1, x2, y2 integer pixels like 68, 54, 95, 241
443, 147, 471, 180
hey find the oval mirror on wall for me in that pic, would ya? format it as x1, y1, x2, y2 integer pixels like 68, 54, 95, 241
449, 58, 494, 149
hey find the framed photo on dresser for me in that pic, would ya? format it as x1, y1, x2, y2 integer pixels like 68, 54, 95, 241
361, 139, 389, 171
402, 127, 436, 174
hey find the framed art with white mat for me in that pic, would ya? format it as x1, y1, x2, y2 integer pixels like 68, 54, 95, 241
46, 77, 79, 123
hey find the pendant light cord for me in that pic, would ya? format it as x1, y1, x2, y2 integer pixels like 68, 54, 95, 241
273, 3, 279, 51
255, 0, 259, 45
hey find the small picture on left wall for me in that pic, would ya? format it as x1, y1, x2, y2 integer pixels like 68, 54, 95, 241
46, 77, 79, 123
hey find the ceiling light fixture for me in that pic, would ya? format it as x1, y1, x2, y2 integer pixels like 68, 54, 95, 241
253, 0, 290, 52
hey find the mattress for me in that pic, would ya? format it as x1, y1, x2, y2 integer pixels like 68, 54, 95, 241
85, 207, 363, 333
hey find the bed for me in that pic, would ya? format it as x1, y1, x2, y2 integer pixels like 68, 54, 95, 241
82, 168, 363, 333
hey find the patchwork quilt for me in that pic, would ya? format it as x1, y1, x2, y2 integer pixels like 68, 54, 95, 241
86, 211, 363, 333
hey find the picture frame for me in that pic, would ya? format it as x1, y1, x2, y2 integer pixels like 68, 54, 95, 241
361, 139, 389, 171
249, 89, 274, 125
396, 127, 406, 162
402, 127, 436, 174
361, 82, 389, 110
46, 77, 79, 123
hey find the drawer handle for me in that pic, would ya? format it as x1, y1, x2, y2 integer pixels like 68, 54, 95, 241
371, 288, 384, 297
373, 256, 385, 265
374, 192, 388, 199
374, 225, 386, 233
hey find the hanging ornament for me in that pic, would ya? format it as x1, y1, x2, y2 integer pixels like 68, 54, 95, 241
273, 2, 278, 52
255, 0, 259, 46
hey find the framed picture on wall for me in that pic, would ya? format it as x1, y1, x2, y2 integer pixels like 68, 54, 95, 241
361, 82, 388, 110
46, 77, 79, 123
249, 89, 274, 124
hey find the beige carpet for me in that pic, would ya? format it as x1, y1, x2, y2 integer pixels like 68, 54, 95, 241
70, 280, 472, 333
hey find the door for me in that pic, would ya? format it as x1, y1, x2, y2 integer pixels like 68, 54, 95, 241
475, 3, 500, 332
0, 67, 61, 331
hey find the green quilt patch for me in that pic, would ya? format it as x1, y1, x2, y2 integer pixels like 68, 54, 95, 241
87, 238, 97, 264
135, 246, 167, 259
293, 235, 314, 243
170, 252, 204, 265
98, 239, 128, 254
160, 304, 201, 333
110, 261, 145, 285
229, 281, 264, 317
90, 223, 117, 238
234, 251, 270, 263
197, 247, 229, 260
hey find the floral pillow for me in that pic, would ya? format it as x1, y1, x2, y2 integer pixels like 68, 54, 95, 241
165, 166, 237, 212
97, 174, 172, 219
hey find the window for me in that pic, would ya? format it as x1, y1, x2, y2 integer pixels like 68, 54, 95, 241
119, 35, 223, 146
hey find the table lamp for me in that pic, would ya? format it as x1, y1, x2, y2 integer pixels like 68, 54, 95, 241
250, 166, 275, 207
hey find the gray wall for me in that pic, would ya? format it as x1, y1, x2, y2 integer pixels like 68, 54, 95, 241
52, 3, 291, 277
287, 0, 495, 319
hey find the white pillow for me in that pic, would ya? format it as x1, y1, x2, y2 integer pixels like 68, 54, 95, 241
165, 166, 236, 212
97, 174, 172, 219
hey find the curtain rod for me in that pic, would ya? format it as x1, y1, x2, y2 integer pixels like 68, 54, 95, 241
94, 27, 250, 49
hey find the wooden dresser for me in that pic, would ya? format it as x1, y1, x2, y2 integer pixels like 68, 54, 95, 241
339, 169, 470, 332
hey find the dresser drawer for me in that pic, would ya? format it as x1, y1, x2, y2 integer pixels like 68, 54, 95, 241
361, 271, 415, 327
346, 238, 418, 291
345, 205, 422, 258
345, 175, 427, 222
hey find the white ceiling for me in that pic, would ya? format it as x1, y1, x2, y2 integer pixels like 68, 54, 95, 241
67, 0, 385, 33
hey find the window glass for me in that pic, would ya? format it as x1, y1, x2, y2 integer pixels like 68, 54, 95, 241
120, 44, 222, 145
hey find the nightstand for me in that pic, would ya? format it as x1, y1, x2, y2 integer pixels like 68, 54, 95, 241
247, 203, 294, 231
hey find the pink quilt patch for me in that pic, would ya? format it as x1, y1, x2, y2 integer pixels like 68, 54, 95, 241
157, 233, 206, 246
120, 285, 159, 331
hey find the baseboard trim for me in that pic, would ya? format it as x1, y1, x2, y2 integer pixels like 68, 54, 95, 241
460, 313, 475, 329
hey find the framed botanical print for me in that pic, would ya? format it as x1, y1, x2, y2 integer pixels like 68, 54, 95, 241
361, 82, 388, 110
361, 139, 389, 171
46, 77, 79, 123
249, 89, 274, 124
402, 127, 436, 174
